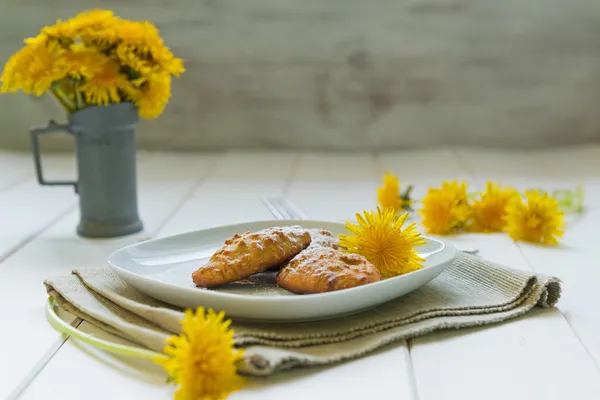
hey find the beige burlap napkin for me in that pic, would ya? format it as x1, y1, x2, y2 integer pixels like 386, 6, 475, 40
44, 253, 561, 376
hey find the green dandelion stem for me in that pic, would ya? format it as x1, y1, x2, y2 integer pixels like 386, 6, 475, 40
50, 84, 76, 113
45, 297, 162, 360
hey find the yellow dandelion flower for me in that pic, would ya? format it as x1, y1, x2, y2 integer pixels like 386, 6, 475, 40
0, 39, 66, 95
115, 44, 155, 77
62, 43, 106, 80
158, 52, 186, 78
42, 10, 119, 53
135, 72, 171, 119
154, 307, 245, 400
504, 190, 565, 246
377, 173, 402, 212
38, 10, 119, 54
114, 20, 185, 78
42, 18, 81, 40
70, 9, 117, 30
1, 9, 183, 116
117, 20, 162, 49
116, 21, 161, 61
439, 180, 469, 203
419, 180, 471, 234
43, 9, 118, 39
339, 207, 427, 278
145, 37, 185, 78
469, 182, 519, 233
78, 58, 133, 105
23, 33, 50, 47
126, 21, 185, 77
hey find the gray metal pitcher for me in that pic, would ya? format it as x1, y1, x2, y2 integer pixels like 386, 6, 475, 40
29, 102, 144, 238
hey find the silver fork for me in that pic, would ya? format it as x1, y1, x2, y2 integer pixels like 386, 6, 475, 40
261, 195, 479, 255
261, 195, 306, 220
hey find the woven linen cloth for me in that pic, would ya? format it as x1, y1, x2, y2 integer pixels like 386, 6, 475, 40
44, 253, 561, 376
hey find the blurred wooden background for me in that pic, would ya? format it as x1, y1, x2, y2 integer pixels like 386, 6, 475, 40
2, 0, 600, 151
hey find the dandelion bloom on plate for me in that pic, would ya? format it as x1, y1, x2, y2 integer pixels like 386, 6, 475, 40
339, 207, 427, 278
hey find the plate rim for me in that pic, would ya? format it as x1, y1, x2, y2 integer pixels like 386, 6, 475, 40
107, 219, 458, 303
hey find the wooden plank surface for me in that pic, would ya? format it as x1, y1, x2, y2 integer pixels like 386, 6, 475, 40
407, 148, 600, 400
1, 153, 219, 400
0, 154, 78, 266
458, 146, 600, 368
16, 152, 416, 400
458, 147, 600, 379
2, 148, 600, 400
0, 152, 36, 191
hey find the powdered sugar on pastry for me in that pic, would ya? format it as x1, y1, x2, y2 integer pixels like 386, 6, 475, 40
192, 225, 311, 287
277, 247, 381, 294
307, 228, 340, 249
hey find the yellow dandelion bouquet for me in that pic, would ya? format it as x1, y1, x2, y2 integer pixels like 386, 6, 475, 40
0, 9, 185, 238
1, 9, 184, 118
377, 173, 584, 246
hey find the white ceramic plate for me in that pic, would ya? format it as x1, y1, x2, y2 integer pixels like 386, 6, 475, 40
108, 220, 457, 322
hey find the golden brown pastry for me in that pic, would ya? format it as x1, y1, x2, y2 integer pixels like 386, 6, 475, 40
276, 247, 381, 294
263, 228, 339, 272
306, 228, 340, 250
192, 226, 311, 287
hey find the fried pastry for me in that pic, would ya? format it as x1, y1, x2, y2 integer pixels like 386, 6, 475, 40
277, 247, 381, 294
307, 228, 340, 249
264, 228, 339, 272
192, 226, 311, 287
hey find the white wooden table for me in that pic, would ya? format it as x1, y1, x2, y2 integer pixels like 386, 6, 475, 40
2, 147, 600, 400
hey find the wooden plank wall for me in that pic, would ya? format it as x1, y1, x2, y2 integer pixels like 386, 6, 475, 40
2, 0, 600, 151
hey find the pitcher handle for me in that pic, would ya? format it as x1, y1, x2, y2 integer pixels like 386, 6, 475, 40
29, 119, 78, 193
